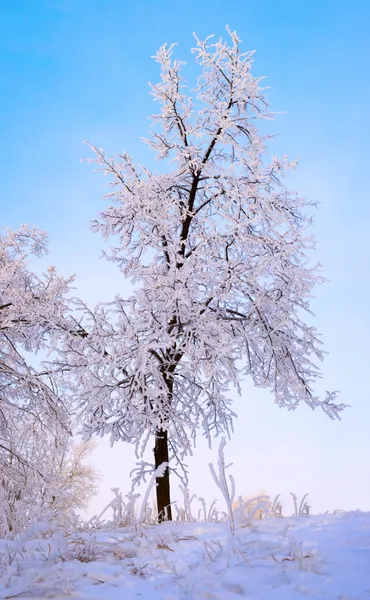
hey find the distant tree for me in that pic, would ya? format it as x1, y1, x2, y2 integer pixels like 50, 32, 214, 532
60, 29, 344, 521
49, 439, 99, 515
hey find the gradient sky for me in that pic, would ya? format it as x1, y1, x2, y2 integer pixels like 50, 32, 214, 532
1, 0, 369, 516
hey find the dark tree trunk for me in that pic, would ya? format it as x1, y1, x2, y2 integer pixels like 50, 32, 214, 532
154, 428, 172, 521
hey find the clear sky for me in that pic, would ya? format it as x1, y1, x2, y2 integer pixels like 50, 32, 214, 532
1, 0, 370, 516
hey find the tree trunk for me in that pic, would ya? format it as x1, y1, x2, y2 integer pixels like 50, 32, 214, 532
154, 428, 172, 521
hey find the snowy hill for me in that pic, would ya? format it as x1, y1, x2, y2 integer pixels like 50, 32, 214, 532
1, 512, 369, 599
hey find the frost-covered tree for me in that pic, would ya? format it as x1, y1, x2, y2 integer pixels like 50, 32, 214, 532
0, 426, 98, 534
60, 30, 344, 520
0, 226, 76, 532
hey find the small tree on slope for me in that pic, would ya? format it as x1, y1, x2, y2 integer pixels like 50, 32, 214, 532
61, 30, 344, 521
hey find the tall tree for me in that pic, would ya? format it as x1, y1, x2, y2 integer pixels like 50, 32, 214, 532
61, 29, 344, 520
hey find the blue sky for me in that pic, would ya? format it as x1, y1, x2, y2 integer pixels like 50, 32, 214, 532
1, 0, 370, 515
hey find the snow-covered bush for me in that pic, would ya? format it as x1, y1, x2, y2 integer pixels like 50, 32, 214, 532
233, 493, 273, 524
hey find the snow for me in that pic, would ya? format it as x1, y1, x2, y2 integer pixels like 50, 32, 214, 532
1, 512, 369, 599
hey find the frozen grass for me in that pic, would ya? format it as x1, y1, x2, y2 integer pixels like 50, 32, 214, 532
1, 442, 369, 598
1, 511, 370, 599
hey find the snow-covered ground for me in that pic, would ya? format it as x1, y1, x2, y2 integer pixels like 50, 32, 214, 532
1, 512, 369, 599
